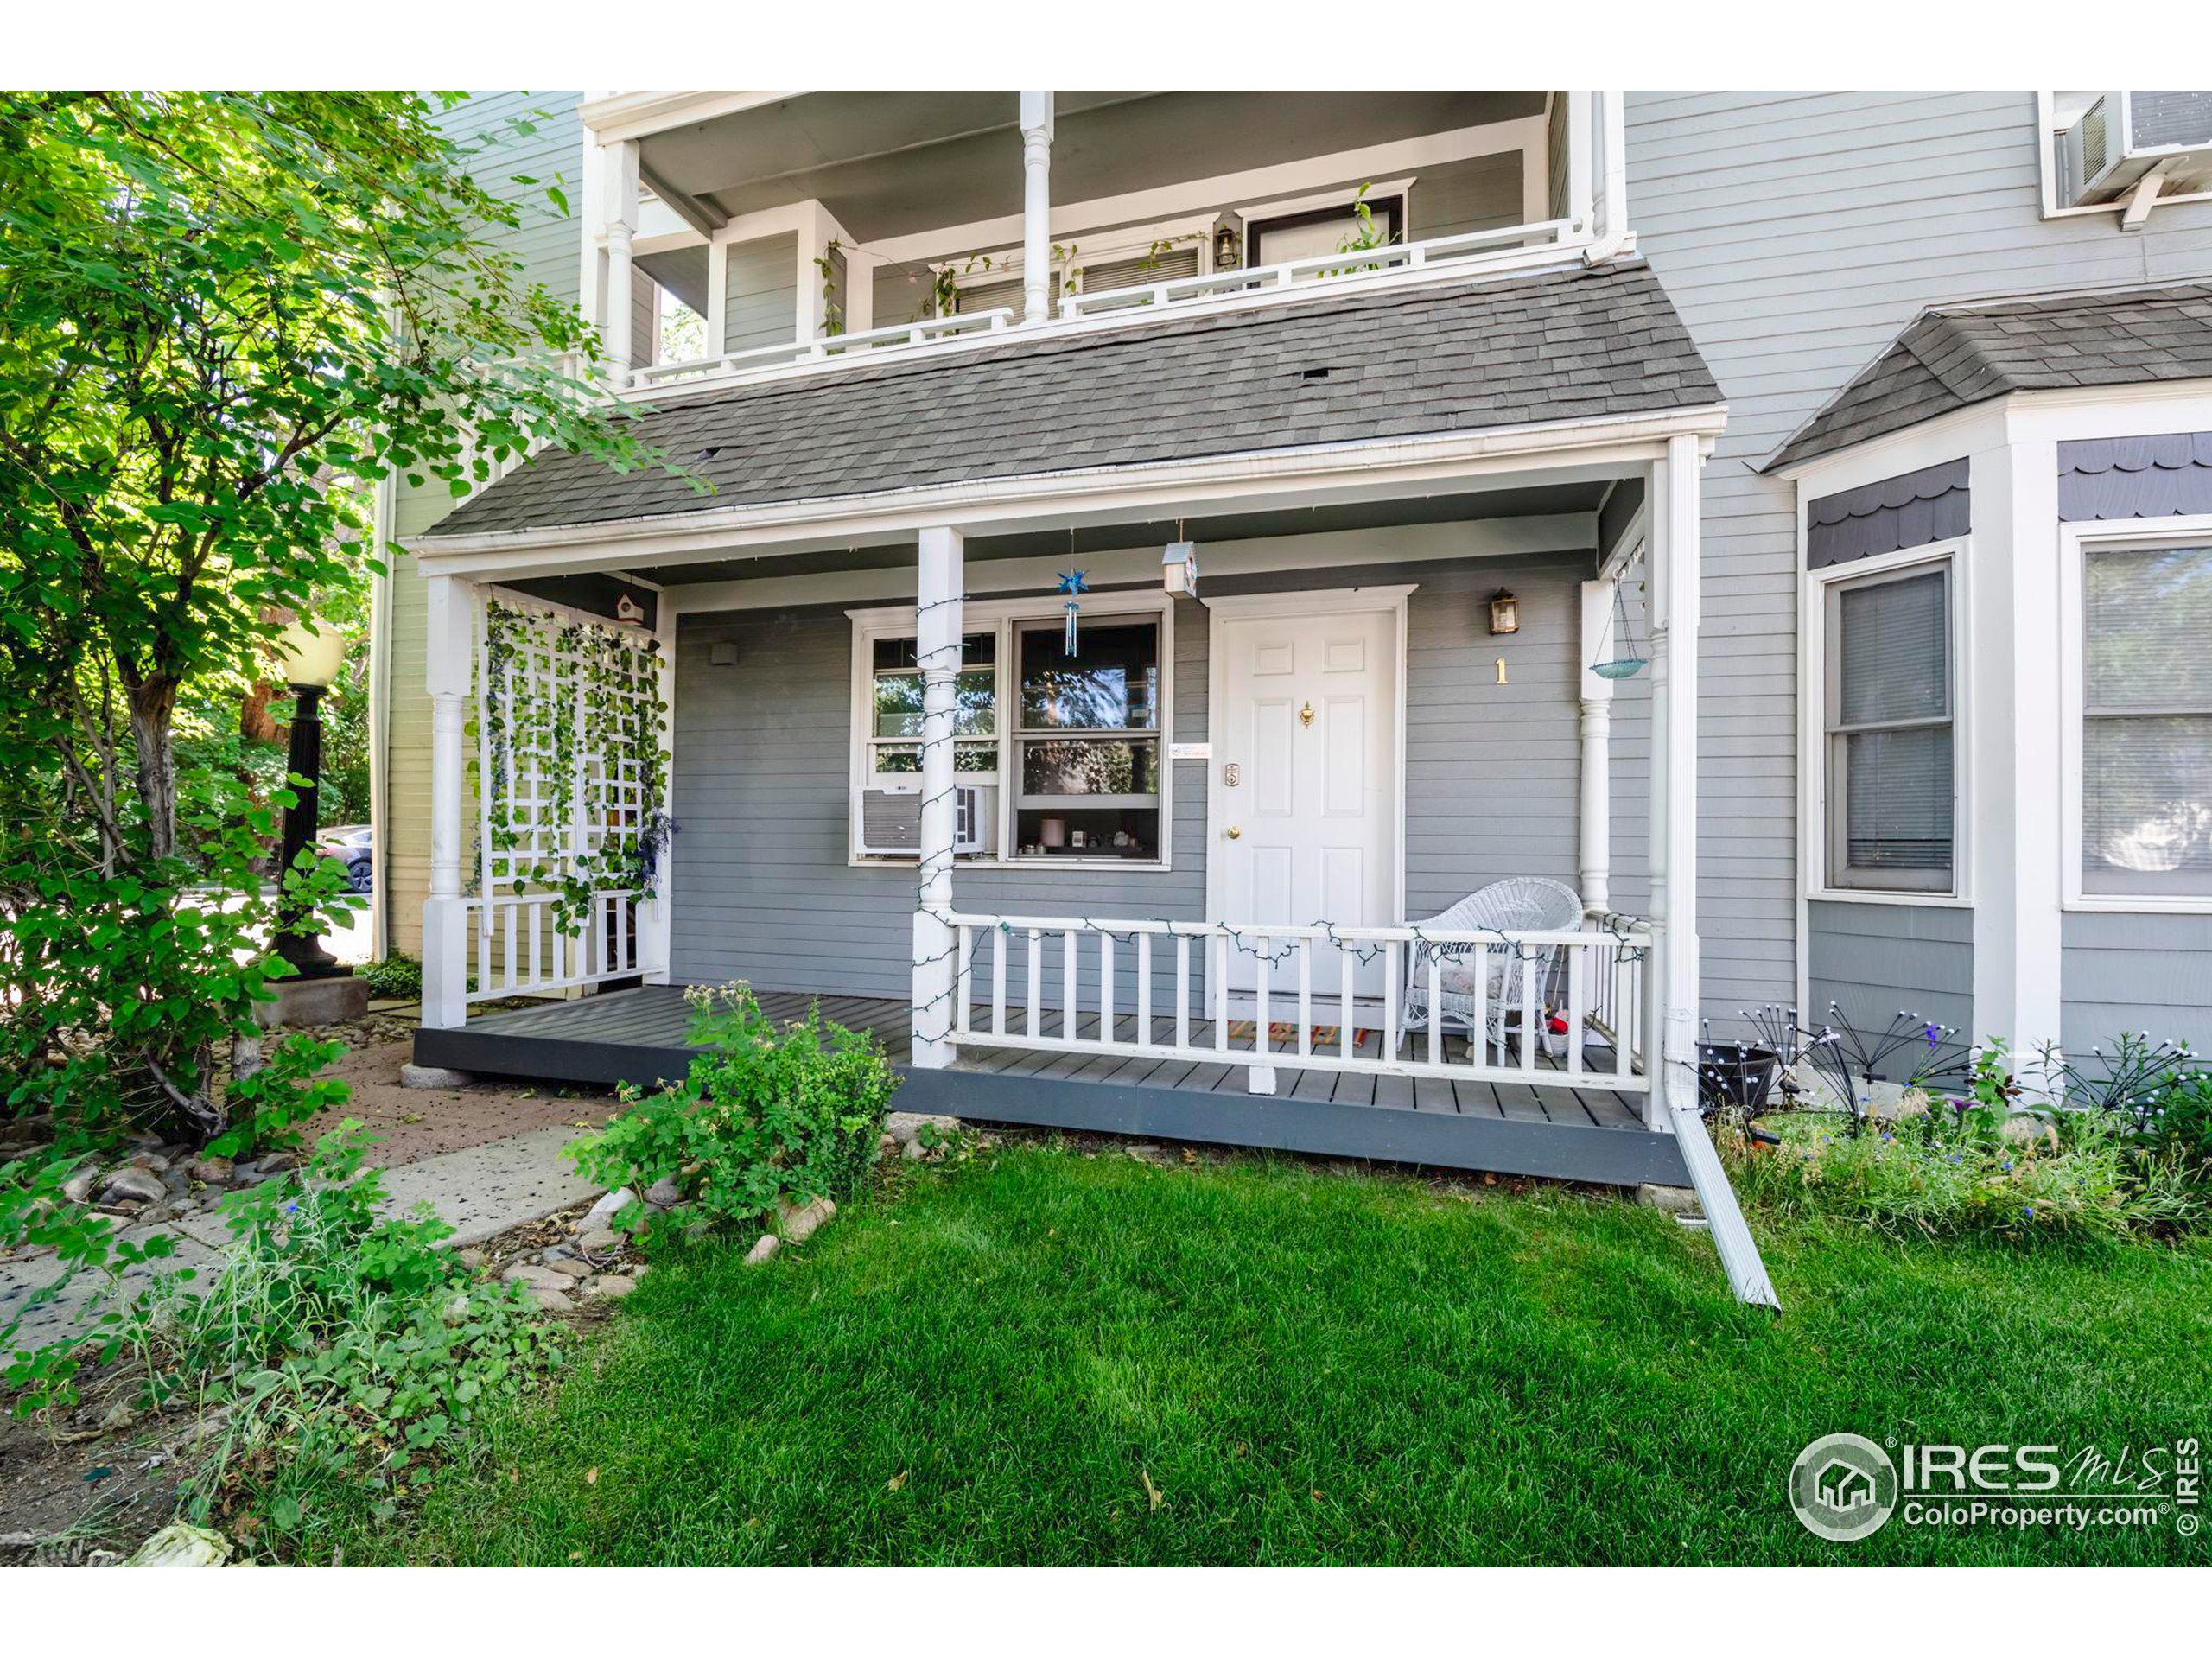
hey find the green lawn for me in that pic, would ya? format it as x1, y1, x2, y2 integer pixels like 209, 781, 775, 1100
328, 1144, 2211, 1566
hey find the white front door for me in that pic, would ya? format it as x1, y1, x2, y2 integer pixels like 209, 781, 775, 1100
1213, 599, 1401, 1000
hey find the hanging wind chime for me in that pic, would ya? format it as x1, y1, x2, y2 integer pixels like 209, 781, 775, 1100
1590, 575, 1650, 680
1057, 567, 1090, 654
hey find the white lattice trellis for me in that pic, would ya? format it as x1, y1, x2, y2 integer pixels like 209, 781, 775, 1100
467, 595, 666, 1001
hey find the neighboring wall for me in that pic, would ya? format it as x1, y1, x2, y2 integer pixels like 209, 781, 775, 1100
669, 545, 1616, 995
1624, 91, 2212, 1035
380, 91, 585, 954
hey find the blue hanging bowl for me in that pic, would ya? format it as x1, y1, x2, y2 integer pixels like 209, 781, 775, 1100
1590, 657, 1649, 680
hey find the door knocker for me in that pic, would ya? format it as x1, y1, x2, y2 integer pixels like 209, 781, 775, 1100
1299, 701, 1314, 728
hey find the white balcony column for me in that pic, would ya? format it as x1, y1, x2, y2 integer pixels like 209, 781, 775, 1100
911, 526, 966, 1069
1645, 434, 1703, 1127
1578, 577, 1616, 912
421, 574, 479, 1030
1565, 91, 1594, 237
599, 138, 641, 381
1019, 92, 1054, 325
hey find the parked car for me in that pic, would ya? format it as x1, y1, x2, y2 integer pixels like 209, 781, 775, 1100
318, 823, 373, 894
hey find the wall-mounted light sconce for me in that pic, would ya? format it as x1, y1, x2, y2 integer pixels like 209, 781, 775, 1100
1162, 540, 1198, 596
709, 640, 739, 668
1213, 221, 1242, 272
1488, 589, 1520, 636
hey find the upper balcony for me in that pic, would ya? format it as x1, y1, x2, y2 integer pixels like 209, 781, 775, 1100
575, 91, 1630, 402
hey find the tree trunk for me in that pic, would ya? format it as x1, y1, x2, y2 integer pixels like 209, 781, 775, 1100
126, 670, 180, 861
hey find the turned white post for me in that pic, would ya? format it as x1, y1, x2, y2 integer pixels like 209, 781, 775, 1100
600, 138, 641, 382
638, 594, 677, 984
1647, 434, 1703, 1126
421, 574, 476, 1029
911, 526, 965, 1068
1578, 577, 1615, 912
1019, 92, 1054, 325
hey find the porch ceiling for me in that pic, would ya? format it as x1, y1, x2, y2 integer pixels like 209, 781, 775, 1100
626, 482, 1610, 588
423, 261, 1719, 550
641, 92, 1547, 243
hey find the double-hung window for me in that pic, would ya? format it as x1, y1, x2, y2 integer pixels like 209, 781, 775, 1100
2081, 541, 2212, 897
1822, 559, 1955, 891
866, 632, 998, 779
853, 605, 1167, 864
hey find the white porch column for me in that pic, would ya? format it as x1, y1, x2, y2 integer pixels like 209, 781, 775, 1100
1578, 577, 1616, 912
1019, 92, 1054, 325
421, 575, 477, 1030
911, 527, 965, 1068
599, 138, 640, 381
1647, 435, 1702, 1125
637, 594, 677, 984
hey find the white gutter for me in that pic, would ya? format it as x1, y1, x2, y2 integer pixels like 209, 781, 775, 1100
410, 404, 1729, 582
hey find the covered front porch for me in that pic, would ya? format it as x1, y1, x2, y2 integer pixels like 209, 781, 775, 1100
401, 258, 1775, 1303
416, 984, 1688, 1187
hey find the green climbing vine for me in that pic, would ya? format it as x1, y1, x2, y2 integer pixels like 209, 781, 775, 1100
477, 599, 671, 935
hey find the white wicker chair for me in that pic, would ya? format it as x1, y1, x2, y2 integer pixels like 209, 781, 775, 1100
1395, 877, 1584, 1060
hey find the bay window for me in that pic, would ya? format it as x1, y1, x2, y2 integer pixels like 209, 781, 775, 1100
2081, 542, 2212, 897
1822, 558, 1955, 891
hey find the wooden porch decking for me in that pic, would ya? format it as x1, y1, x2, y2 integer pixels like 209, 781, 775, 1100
414, 986, 1689, 1187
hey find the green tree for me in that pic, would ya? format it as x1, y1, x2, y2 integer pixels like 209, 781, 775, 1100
0, 91, 659, 1146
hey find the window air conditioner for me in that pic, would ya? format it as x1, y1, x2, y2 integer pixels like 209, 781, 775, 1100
855, 784, 996, 858
2059, 92, 2212, 206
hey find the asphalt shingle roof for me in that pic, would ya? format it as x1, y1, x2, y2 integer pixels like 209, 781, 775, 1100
427, 260, 1721, 540
1767, 282, 2212, 473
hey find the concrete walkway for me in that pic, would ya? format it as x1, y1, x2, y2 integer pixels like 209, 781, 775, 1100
1, 1125, 601, 1357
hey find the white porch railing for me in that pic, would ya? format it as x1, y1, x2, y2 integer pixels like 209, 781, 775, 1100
462, 889, 652, 1005
934, 907, 1650, 1094
1057, 219, 1579, 321
1580, 906, 1649, 1072
628, 308, 1015, 392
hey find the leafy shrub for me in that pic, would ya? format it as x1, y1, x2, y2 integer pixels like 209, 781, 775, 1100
122, 1126, 560, 1537
567, 983, 899, 1238
2142, 1069, 2212, 1179
358, 953, 423, 1001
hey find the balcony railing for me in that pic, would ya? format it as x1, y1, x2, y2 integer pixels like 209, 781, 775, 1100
613, 215, 1589, 403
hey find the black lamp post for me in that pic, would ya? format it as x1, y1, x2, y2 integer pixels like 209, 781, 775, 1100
270, 618, 350, 980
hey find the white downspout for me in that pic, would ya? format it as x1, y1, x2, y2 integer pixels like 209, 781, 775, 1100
1652, 433, 1778, 1310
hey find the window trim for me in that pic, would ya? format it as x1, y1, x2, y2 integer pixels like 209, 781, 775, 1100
2062, 514, 2212, 913
1802, 538, 1971, 906
846, 589, 1175, 870
1241, 190, 1406, 270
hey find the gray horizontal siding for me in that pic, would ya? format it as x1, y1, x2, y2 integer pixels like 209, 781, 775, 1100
1628, 89, 2212, 1020
724, 233, 798, 353
1807, 900, 1973, 1037
667, 550, 1630, 1001
2062, 911, 2212, 1052
1408, 152, 1524, 243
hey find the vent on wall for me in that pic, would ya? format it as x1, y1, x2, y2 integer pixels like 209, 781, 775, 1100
2057, 91, 2212, 207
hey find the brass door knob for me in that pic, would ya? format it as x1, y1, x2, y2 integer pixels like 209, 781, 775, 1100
1227, 826, 1242, 839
